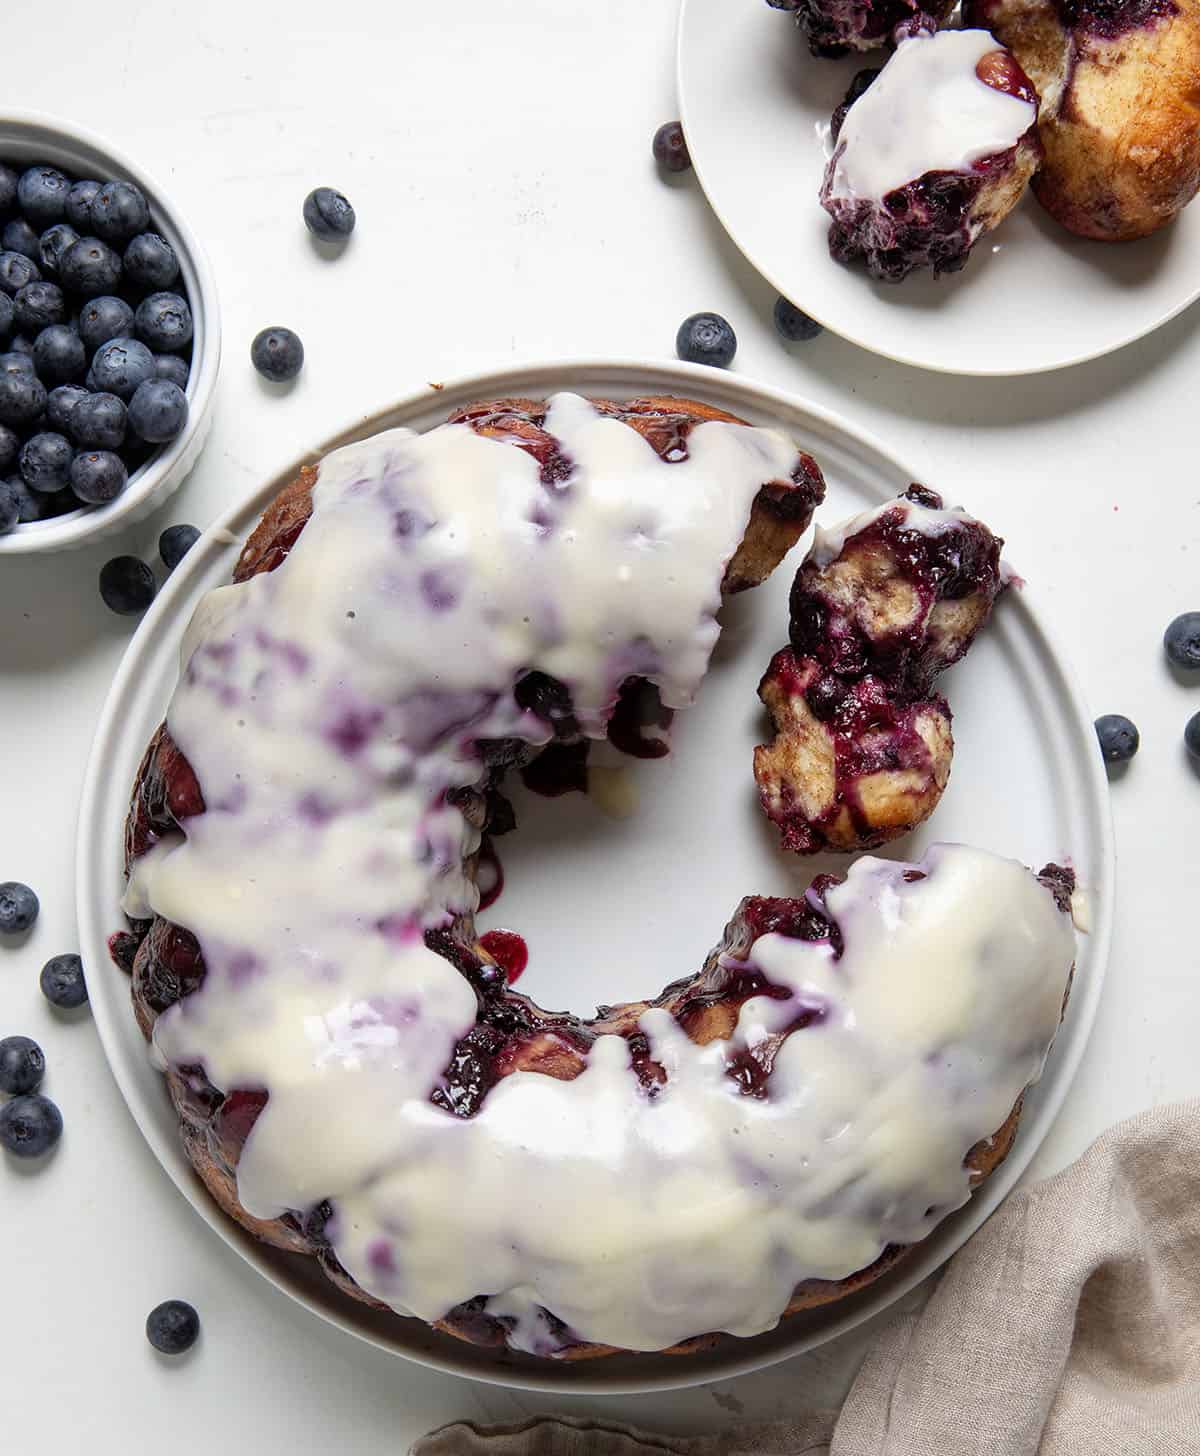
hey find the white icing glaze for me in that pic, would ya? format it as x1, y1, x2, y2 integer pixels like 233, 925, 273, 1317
827, 31, 1036, 202
128, 394, 1075, 1355
808, 493, 989, 569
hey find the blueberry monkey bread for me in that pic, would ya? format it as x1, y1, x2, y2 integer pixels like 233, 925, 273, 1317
118, 393, 1075, 1359
754, 484, 1006, 854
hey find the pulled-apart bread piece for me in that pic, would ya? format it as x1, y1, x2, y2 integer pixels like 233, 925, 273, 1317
755, 483, 1006, 853
967, 0, 1200, 239
821, 29, 1042, 281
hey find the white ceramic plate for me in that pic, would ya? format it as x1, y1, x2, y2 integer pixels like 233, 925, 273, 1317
677, 0, 1200, 375
77, 360, 1113, 1392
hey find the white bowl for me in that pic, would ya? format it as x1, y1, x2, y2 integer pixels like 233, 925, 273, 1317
77, 360, 1113, 1392
0, 109, 220, 554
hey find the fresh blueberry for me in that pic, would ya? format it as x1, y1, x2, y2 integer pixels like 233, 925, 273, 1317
14, 281, 65, 333
0, 350, 35, 378
19, 432, 73, 493
17, 166, 70, 226
152, 353, 189, 389
0, 1094, 62, 1158
78, 294, 134, 353
1095, 714, 1139, 765
6, 474, 51, 523
89, 337, 156, 399
303, 186, 356, 240
0, 292, 12, 340
123, 231, 179, 290
0, 477, 19, 533
135, 291, 192, 353
1164, 612, 1200, 670
33, 323, 86, 384
675, 311, 737, 369
2, 217, 41, 262
0, 250, 41, 296
0, 422, 17, 473
60, 236, 122, 297
69, 449, 127, 505
91, 181, 150, 244
774, 295, 823, 342
0, 880, 39, 933
46, 383, 90, 433
0, 366, 47, 427
99, 554, 156, 614
65, 179, 103, 231
128, 379, 188, 443
159, 522, 200, 569
68, 391, 126, 450
652, 122, 691, 174
145, 1300, 200, 1355
251, 326, 303, 382
8, 335, 33, 358
38, 222, 80, 276
0, 164, 16, 214
0, 1035, 45, 1095
1186, 711, 1200, 761
39, 953, 88, 1009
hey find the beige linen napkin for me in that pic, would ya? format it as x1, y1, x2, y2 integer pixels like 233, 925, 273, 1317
414, 1100, 1200, 1456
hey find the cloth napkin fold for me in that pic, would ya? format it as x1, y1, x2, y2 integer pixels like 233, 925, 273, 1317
414, 1100, 1200, 1456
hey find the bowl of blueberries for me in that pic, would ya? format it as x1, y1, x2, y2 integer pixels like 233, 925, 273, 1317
0, 111, 220, 553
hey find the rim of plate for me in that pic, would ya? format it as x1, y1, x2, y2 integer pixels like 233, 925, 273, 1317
77, 358, 1115, 1393
675, 0, 1200, 377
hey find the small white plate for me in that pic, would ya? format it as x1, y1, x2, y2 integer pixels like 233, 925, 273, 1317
77, 360, 1113, 1392
677, 0, 1200, 375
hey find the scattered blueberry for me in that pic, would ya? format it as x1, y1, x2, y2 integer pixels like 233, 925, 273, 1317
65, 178, 103, 231
8, 335, 33, 358
135, 291, 191, 353
0, 478, 19, 534
159, 522, 200, 569
146, 1300, 200, 1355
675, 311, 737, 369
652, 122, 691, 174
91, 181, 150, 244
0, 250, 41, 296
0, 365, 47, 427
46, 383, 89, 433
78, 294, 134, 353
251, 326, 303, 382
0, 351, 35, 379
99, 554, 156, 614
2, 217, 41, 262
774, 295, 824, 342
89, 337, 156, 400
0, 1094, 62, 1158
1164, 612, 1200, 671
17, 166, 70, 226
1185, 711, 1200, 761
59, 236, 122, 297
303, 187, 356, 240
0, 292, 11, 340
0, 164, 16, 214
13, 281, 65, 334
0, 881, 39, 934
69, 391, 126, 450
0, 1036, 45, 1096
0, 422, 17, 473
38, 222, 80, 276
1095, 714, 1139, 765
39, 953, 88, 1009
123, 232, 179, 290
70, 450, 127, 505
128, 379, 187, 443
152, 353, 189, 389
33, 323, 86, 384
19, 432, 73, 493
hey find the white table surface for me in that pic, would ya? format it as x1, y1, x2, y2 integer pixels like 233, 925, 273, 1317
2, 0, 1198, 1447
